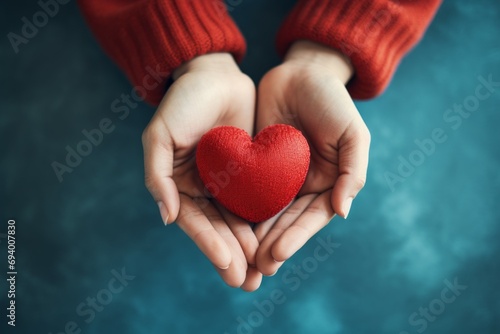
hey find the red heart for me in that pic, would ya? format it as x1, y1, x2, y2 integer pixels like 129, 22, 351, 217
196, 124, 310, 223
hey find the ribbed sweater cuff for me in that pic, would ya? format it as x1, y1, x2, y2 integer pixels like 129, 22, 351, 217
79, 0, 246, 105
277, 0, 441, 99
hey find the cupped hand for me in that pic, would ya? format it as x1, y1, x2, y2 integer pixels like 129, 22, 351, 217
254, 41, 371, 276
142, 53, 262, 291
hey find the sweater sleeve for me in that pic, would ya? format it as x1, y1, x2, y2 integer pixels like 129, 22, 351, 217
277, 0, 442, 99
78, 0, 246, 106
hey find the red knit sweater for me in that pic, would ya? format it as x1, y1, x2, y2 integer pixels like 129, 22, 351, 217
78, 0, 441, 105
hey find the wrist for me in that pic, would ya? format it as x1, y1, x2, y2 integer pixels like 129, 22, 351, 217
284, 40, 354, 84
172, 53, 241, 80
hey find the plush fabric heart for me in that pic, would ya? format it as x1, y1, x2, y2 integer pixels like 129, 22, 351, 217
196, 124, 310, 223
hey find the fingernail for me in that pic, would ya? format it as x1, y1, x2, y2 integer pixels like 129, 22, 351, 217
343, 197, 353, 219
219, 265, 230, 270
157, 201, 169, 225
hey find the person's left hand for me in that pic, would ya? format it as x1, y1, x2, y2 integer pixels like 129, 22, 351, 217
253, 41, 371, 276
141, 53, 262, 290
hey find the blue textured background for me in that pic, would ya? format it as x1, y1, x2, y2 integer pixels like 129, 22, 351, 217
1, 0, 499, 333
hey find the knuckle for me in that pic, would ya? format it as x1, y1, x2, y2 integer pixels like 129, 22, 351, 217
352, 175, 367, 190
144, 173, 157, 192
363, 126, 371, 142
241, 73, 254, 85
141, 126, 152, 145
142, 122, 163, 146
226, 276, 245, 288
281, 206, 303, 218
240, 74, 256, 92
356, 124, 371, 144
303, 206, 332, 223
364, 129, 371, 144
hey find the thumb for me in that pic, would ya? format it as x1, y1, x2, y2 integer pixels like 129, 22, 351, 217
331, 120, 371, 218
142, 121, 180, 225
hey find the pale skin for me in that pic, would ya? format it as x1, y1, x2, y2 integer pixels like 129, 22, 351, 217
142, 40, 370, 291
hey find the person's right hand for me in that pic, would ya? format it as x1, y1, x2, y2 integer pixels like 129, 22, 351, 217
142, 53, 262, 291
253, 41, 371, 276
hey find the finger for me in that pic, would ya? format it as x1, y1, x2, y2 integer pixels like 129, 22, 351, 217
214, 259, 247, 289
226, 75, 256, 135
255, 76, 293, 132
240, 267, 263, 292
176, 195, 232, 270
200, 202, 247, 288
216, 202, 260, 265
272, 191, 334, 262
142, 121, 180, 224
255, 228, 284, 277
253, 199, 297, 243
255, 195, 316, 276
331, 120, 370, 218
